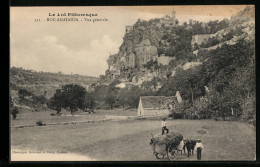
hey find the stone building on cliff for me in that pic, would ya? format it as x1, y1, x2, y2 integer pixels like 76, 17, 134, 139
134, 39, 158, 66
159, 9, 177, 27
125, 51, 136, 68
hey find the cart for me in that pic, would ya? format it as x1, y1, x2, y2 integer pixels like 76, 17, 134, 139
150, 131, 183, 160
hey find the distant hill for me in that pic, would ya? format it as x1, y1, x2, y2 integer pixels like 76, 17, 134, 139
10, 67, 98, 99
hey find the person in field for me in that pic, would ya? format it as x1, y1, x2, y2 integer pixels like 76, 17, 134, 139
161, 118, 169, 135
194, 139, 204, 160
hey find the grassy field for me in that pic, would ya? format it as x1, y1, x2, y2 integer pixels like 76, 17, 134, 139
10, 109, 137, 127
11, 112, 256, 161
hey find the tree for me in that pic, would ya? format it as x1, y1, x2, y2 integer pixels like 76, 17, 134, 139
61, 84, 86, 115
151, 77, 158, 89
10, 96, 14, 107
157, 67, 205, 102
117, 88, 129, 108
11, 107, 19, 120
175, 19, 179, 25
33, 95, 47, 107
193, 43, 199, 50
105, 94, 116, 109
166, 71, 172, 79
203, 40, 255, 121
84, 92, 95, 110
141, 81, 153, 90
128, 86, 142, 108
18, 89, 32, 99
49, 84, 86, 115
48, 89, 63, 114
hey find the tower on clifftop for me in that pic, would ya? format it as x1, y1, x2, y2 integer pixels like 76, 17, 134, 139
172, 9, 176, 26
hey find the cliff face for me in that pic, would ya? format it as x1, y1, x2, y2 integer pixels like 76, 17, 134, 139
101, 6, 255, 86
102, 19, 171, 83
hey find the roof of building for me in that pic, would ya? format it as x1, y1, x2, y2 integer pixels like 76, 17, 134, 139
140, 96, 178, 109
165, 96, 178, 104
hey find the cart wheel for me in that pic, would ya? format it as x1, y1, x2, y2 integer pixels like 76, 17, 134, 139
167, 146, 177, 160
155, 153, 165, 159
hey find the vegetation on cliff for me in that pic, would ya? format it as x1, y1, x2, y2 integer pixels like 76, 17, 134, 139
158, 39, 255, 121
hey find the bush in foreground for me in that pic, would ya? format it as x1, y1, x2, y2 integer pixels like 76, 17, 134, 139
11, 107, 19, 120
36, 120, 46, 126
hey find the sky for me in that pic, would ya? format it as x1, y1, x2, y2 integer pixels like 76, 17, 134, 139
10, 5, 248, 77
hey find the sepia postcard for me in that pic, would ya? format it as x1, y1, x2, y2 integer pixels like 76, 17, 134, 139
10, 5, 256, 161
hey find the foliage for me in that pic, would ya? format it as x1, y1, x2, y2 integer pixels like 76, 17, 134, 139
61, 84, 86, 114
222, 28, 244, 42
197, 49, 210, 62
241, 95, 255, 126
141, 81, 154, 90
203, 37, 221, 48
207, 20, 229, 34
84, 92, 95, 110
10, 67, 98, 87
11, 107, 19, 120
36, 120, 46, 126
18, 89, 32, 99
190, 19, 229, 35
144, 60, 158, 70
203, 40, 255, 120
49, 84, 87, 115
157, 66, 206, 103
33, 95, 47, 106
166, 71, 172, 79
161, 39, 255, 121
105, 94, 116, 109
47, 89, 63, 114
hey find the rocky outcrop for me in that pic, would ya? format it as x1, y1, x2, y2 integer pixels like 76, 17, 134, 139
192, 6, 255, 56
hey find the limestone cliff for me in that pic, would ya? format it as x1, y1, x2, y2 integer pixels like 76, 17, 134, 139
101, 6, 255, 87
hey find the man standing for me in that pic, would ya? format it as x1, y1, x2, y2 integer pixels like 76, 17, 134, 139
194, 139, 204, 160
161, 118, 169, 135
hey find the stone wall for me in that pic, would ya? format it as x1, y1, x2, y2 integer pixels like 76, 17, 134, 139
139, 108, 170, 117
